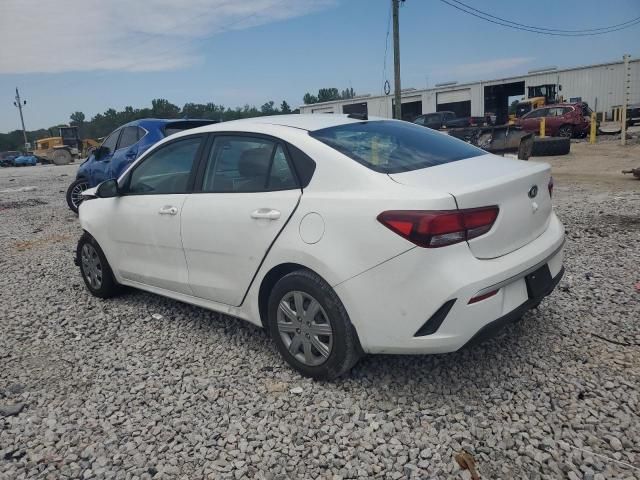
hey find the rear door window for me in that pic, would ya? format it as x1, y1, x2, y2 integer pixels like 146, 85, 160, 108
201, 136, 298, 192
117, 126, 139, 150
309, 120, 484, 174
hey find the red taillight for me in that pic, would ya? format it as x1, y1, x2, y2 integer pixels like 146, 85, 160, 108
548, 176, 554, 198
377, 206, 499, 248
468, 289, 499, 304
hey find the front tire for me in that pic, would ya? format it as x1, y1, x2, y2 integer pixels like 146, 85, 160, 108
267, 270, 361, 380
52, 149, 73, 165
66, 178, 89, 213
557, 125, 573, 138
77, 234, 119, 298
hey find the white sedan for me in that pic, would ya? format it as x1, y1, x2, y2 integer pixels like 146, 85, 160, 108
76, 114, 565, 379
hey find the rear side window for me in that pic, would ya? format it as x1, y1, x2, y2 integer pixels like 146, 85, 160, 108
309, 120, 484, 173
164, 120, 216, 137
201, 136, 298, 192
118, 126, 139, 150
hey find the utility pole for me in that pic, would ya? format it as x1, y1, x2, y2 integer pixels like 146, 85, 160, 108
392, 0, 402, 120
13, 88, 28, 149
621, 54, 630, 146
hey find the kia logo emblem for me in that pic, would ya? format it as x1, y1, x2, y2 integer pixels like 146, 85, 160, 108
528, 185, 538, 198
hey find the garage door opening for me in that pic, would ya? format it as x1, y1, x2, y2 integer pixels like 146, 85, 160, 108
391, 99, 423, 121
484, 81, 525, 125
342, 102, 368, 116
436, 89, 471, 118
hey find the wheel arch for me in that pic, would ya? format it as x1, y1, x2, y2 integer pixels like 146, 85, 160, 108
256, 262, 364, 355
257, 262, 312, 328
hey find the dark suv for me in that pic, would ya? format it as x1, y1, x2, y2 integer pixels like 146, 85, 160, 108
517, 102, 593, 138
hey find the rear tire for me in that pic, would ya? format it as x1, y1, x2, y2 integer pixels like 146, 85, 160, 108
77, 233, 120, 298
52, 149, 73, 165
267, 269, 361, 380
66, 178, 89, 214
531, 137, 571, 157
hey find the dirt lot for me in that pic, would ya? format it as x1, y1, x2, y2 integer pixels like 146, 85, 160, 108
0, 142, 639, 479
537, 139, 640, 191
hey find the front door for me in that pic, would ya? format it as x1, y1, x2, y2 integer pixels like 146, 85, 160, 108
90, 129, 121, 187
520, 108, 547, 133
109, 135, 204, 295
181, 135, 302, 306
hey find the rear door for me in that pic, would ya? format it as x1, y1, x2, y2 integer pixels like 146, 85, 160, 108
109, 126, 141, 180
181, 134, 301, 306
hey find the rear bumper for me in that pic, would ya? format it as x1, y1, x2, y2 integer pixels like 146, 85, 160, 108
462, 266, 564, 349
335, 212, 565, 354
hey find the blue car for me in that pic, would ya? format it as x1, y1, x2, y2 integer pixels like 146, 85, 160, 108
66, 118, 216, 213
13, 155, 38, 166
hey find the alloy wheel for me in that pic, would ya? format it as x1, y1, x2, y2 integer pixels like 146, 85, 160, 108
81, 243, 103, 290
276, 291, 333, 366
71, 181, 89, 209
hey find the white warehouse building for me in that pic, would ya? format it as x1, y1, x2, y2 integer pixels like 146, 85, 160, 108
299, 57, 639, 125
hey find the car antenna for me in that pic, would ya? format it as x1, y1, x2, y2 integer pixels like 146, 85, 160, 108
347, 113, 368, 121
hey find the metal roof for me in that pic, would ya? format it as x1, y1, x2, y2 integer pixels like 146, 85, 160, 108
298, 57, 639, 109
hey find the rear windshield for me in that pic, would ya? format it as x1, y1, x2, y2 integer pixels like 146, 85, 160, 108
309, 120, 484, 173
164, 120, 217, 137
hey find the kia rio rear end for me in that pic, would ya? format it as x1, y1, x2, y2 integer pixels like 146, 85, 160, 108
75, 115, 564, 379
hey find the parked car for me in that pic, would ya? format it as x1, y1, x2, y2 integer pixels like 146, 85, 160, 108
65, 118, 217, 213
626, 103, 640, 127
516, 102, 593, 138
414, 111, 486, 130
12, 154, 38, 166
0, 151, 20, 167
75, 114, 565, 379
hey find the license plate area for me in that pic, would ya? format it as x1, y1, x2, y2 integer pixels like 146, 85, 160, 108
525, 264, 552, 299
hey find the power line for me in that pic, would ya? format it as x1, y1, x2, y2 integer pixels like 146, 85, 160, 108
439, 0, 640, 36
448, 0, 640, 33
380, 0, 392, 95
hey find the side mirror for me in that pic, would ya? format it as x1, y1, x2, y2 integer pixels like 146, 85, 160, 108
94, 146, 109, 160
95, 179, 119, 198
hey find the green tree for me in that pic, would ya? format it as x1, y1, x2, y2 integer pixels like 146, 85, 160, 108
317, 88, 340, 103
260, 100, 277, 115
151, 98, 180, 118
341, 87, 356, 99
280, 101, 291, 114
303, 93, 318, 105
70, 111, 85, 125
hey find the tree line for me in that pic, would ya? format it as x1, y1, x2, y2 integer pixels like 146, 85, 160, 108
0, 98, 294, 152
1, 87, 355, 152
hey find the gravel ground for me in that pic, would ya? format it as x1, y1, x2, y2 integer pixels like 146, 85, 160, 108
1, 163, 639, 480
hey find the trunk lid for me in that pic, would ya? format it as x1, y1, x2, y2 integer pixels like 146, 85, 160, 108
389, 154, 552, 259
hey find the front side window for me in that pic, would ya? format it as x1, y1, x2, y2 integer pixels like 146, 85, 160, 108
310, 120, 484, 174
525, 109, 546, 119
101, 130, 120, 153
201, 136, 297, 192
127, 136, 201, 194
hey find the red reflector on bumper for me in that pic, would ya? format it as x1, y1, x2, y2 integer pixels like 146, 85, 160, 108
468, 289, 499, 304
